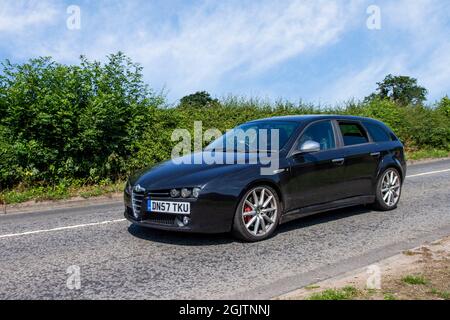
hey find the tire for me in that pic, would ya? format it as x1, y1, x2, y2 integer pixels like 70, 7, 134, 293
232, 185, 281, 242
373, 167, 402, 211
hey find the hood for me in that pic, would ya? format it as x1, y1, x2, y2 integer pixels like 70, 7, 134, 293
130, 152, 267, 190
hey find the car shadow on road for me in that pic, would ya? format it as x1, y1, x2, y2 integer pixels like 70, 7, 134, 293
127, 205, 374, 246
127, 224, 234, 246
275, 205, 374, 235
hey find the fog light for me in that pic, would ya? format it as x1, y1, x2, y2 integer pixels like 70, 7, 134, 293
183, 216, 191, 225
181, 188, 191, 198
192, 187, 201, 198
170, 189, 180, 198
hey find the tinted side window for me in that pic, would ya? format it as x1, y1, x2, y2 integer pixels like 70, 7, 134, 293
363, 122, 392, 142
338, 122, 369, 146
297, 121, 336, 151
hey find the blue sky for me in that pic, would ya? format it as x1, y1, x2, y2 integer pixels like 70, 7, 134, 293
1, 0, 449, 105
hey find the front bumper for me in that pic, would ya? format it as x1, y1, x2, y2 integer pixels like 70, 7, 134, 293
124, 192, 236, 234
124, 209, 194, 232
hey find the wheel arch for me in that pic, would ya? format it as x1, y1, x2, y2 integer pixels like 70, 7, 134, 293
241, 179, 284, 209
375, 155, 405, 193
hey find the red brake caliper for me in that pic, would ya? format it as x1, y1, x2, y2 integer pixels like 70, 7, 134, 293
244, 205, 253, 223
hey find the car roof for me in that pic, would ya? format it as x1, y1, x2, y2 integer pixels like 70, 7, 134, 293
248, 114, 380, 124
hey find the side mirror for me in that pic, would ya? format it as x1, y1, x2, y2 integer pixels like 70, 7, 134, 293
292, 140, 321, 156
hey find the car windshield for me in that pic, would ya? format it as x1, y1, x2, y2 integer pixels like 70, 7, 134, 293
204, 121, 299, 152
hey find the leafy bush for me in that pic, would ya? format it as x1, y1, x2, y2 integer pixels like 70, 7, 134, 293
0, 53, 165, 188
437, 96, 450, 118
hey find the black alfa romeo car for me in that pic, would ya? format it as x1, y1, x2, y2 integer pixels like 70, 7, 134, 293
124, 115, 406, 242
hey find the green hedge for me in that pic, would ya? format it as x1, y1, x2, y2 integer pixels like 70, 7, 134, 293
0, 53, 165, 187
1, 55, 449, 189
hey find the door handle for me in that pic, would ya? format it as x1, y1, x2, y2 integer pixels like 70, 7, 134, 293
332, 158, 345, 165
370, 152, 381, 158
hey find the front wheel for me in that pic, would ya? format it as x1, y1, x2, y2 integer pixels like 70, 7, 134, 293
373, 168, 402, 211
232, 185, 281, 242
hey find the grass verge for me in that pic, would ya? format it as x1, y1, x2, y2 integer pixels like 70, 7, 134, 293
308, 286, 358, 300
0, 180, 125, 205
402, 275, 428, 285
281, 237, 450, 301
406, 149, 449, 161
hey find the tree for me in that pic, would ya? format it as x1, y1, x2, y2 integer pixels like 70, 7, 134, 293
366, 74, 428, 106
437, 96, 450, 117
179, 91, 219, 108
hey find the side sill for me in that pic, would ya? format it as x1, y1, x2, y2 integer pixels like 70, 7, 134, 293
280, 195, 375, 224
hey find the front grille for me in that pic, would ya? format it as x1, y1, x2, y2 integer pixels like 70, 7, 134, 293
130, 192, 177, 226
146, 212, 177, 226
131, 191, 145, 219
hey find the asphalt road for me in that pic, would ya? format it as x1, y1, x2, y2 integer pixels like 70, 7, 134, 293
1, 159, 449, 299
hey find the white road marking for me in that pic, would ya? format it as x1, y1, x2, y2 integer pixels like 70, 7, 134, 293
0, 219, 127, 239
406, 168, 450, 178
0, 168, 449, 240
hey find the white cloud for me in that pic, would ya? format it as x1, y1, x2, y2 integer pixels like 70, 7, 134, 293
322, 56, 409, 105
418, 42, 450, 101
127, 0, 361, 95
0, 1, 58, 33
1, 0, 448, 103
320, 0, 450, 103
0, 0, 362, 99
386, 0, 450, 102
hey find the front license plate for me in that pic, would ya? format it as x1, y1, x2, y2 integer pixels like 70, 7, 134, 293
148, 200, 190, 215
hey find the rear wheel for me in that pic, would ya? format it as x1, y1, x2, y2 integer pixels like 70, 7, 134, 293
232, 185, 281, 242
373, 168, 402, 211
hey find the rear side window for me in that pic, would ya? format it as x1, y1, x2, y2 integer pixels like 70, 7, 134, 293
363, 122, 392, 142
338, 122, 369, 146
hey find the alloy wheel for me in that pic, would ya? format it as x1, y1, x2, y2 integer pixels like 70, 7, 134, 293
242, 187, 278, 236
381, 169, 401, 207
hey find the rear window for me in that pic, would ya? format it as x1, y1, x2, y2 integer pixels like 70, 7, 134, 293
338, 122, 369, 146
363, 122, 392, 142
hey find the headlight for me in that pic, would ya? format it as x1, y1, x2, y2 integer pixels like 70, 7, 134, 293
181, 188, 191, 198
192, 187, 201, 198
170, 189, 180, 198
170, 187, 201, 198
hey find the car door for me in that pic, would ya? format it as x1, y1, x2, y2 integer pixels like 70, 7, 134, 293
336, 120, 381, 198
285, 120, 348, 210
